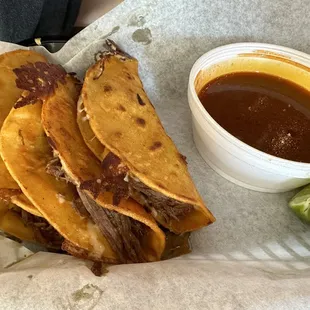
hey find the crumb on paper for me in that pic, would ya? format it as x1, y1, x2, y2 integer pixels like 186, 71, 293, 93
34, 38, 42, 46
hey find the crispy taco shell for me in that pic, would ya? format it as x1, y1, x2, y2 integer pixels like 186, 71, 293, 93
0, 101, 117, 262
0, 49, 46, 69
0, 50, 47, 202
77, 97, 107, 161
41, 75, 166, 262
80, 40, 215, 233
11, 194, 42, 217
0, 49, 54, 244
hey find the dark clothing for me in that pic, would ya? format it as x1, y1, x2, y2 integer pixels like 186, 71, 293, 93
0, 0, 81, 43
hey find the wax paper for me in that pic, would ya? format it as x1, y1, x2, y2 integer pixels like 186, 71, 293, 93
0, 0, 309, 309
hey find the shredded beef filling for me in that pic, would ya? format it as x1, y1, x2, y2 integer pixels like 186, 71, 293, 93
45, 157, 66, 180
90, 152, 194, 224
72, 196, 90, 218
10, 206, 64, 249
45, 157, 147, 263
128, 176, 193, 223
77, 189, 146, 263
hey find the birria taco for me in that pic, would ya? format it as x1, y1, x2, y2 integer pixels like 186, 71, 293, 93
0, 50, 46, 202
1, 41, 209, 265
1, 61, 172, 264
41, 72, 166, 263
78, 40, 215, 233
0, 95, 118, 262
0, 50, 62, 248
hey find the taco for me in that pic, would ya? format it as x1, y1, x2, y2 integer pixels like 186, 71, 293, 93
0, 50, 57, 226
1, 61, 168, 264
0, 50, 47, 202
0, 50, 60, 246
0, 97, 117, 263
78, 40, 215, 233
41, 72, 166, 263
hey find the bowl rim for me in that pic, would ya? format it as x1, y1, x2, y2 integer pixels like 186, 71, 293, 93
189, 42, 310, 171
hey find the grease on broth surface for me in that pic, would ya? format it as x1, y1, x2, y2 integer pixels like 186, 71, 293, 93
199, 72, 310, 163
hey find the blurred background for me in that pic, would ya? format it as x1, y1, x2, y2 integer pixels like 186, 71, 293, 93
0, 0, 122, 51
76, 0, 122, 27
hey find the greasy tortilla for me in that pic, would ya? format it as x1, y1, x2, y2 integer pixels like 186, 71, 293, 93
0, 101, 117, 263
0, 67, 26, 199
81, 40, 215, 232
0, 50, 47, 202
41, 75, 165, 262
11, 194, 43, 217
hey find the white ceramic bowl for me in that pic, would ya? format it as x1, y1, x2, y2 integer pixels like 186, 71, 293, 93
188, 43, 310, 193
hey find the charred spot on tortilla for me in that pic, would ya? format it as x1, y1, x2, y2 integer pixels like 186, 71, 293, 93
179, 153, 187, 165
13, 62, 66, 108
150, 141, 162, 151
114, 132, 122, 138
118, 105, 126, 112
126, 72, 134, 80
103, 85, 112, 92
137, 94, 145, 106
80, 179, 102, 198
136, 117, 146, 126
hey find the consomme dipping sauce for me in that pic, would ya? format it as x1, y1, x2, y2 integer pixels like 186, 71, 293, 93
198, 72, 310, 163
